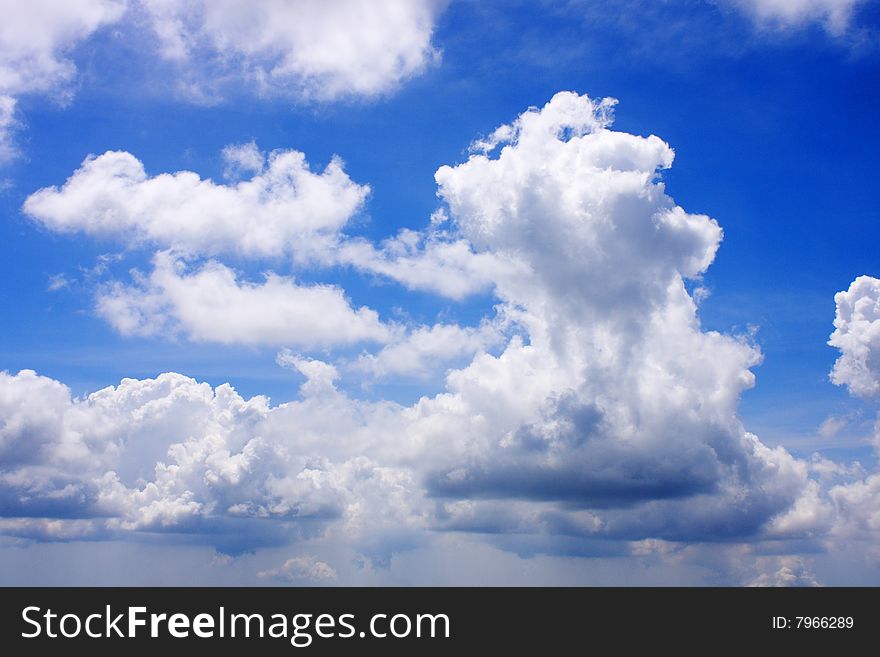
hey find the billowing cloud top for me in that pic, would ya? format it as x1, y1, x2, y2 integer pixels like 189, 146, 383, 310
829, 276, 880, 399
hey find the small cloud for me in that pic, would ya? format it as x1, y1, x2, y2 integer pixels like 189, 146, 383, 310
222, 141, 264, 180
276, 350, 340, 397
692, 285, 711, 306
818, 414, 849, 438
210, 553, 234, 567
630, 538, 682, 557
257, 556, 337, 583
809, 453, 866, 481
721, 0, 866, 37
47, 274, 70, 292
429, 208, 449, 227
82, 253, 124, 279
747, 556, 822, 587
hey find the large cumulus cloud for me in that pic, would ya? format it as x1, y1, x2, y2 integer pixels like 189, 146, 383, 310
416, 92, 821, 542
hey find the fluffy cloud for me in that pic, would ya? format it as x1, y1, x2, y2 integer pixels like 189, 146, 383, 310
721, 0, 865, 34
0, 1, 444, 161
336, 230, 510, 300
276, 351, 342, 398
406, 92, 826, 545
23, 143, 516, 348
829, 276, 880, 399
0, 0, 124, 97
824, 275, 880, 564
0, 368, 427, 558
139, 0, 444, 100
830, 473, 880, 535
221, 140, 265, 180
24, 143, 513, 301
0, 0, 125, 161
96, 251, 390, 348
24, 148, 369, 260
3, 93, 832, 570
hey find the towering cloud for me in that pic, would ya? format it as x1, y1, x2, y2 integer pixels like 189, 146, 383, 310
418, 92, 820, 542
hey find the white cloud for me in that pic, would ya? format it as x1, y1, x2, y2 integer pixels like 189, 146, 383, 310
818, 414, 849, 438
23, 143, 516, 347
0, 0, 126, 161
0, 369, 108, 470
412, 91, 823, 542
829, 276, 880, 399
829, 473, 880, 545
722, 0, 865, 34
353, 321, 505, 380
24, 144, 514, 300
1, 91, 841, 573
276, 351, 341, 398
809, 453, 866, 482
0, 0, 125, 97
823, 275, 880, 562
0, 1, 444, 161
258, 556, 337, 583
47, 273, 71, 292
96, 251, 390, 348
221, 140, 265, 180
24, 148, 369, 260
336, 229, 521, 300
0, 367, 431, 562
139, 0, 444, 101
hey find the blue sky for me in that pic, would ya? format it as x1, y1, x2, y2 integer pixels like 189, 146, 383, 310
1, 0, 880, 585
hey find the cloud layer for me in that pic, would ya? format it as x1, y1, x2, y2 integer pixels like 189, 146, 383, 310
6, 92, 859, 582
